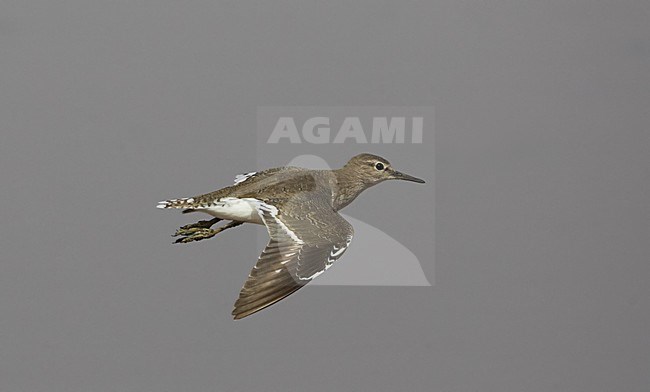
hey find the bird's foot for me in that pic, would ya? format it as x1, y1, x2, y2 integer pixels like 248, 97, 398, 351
172, 220, 244, 244
174, 228, 219, 244
173, 218, 221, 238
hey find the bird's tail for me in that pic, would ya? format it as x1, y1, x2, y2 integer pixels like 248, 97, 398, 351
156, 197, 197, 210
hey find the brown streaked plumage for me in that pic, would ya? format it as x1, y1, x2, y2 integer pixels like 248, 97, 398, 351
157, 153, 425, 319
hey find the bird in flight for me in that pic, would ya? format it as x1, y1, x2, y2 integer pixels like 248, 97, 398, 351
157, 153, 425, 319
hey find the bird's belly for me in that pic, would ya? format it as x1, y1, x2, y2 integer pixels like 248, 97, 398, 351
204, 197, 264, 224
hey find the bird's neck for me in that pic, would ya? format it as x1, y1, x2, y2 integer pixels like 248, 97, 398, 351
331, 168, 371, 211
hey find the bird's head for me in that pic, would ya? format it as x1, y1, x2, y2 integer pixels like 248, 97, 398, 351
343, 153, 426, 186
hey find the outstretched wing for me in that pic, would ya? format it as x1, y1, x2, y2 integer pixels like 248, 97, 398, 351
232, 198, 354, 319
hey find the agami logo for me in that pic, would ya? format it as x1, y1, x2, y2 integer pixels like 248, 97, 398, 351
256, 106, 435, 286
267, 116, 424, 144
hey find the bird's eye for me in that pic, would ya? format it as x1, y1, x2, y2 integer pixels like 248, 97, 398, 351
374, 162, 385, 171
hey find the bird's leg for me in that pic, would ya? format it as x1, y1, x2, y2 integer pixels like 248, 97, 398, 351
173, 217, 222, 238
173, 220, 244, 244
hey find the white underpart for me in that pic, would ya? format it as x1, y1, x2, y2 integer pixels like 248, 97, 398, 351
233, 171, 256, 184
203, 197, 264, 224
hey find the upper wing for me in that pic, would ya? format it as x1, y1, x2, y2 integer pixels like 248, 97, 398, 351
233, 171, 257, 184
232, 166, 302, 186
232, 198, 354, 319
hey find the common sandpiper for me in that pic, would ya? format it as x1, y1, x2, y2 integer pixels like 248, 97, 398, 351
157, 153, 425, 319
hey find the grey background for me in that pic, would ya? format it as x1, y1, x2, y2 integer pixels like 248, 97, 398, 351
0, 1, 648, 391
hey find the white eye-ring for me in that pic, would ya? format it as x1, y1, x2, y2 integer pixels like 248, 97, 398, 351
374, 162, 385, 171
